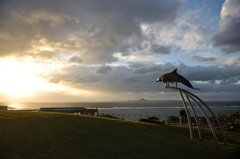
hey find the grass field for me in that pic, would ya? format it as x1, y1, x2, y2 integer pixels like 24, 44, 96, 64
0, 110, 239, 159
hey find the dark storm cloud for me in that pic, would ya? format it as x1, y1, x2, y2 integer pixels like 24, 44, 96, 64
219, 77, 239, 85
191, 54, 217, 62
212, 16, 240, 53
177, 63, 240, 85
40, 62, 240, 94
212, 0, 240, 54
68, 55, 82, 64
221, 45, 240, 54
0, 0, 184, 63
132, 62, 175, 74
94, 65, 112, 74
128, 62, 147, 69
151, 44, 172, 54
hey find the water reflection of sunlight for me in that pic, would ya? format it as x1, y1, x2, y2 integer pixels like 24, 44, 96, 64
8, 103, 25, 110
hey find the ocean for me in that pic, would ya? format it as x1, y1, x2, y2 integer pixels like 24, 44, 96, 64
1, 101, 240, 121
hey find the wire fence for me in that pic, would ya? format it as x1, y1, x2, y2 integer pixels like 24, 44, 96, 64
98, 113, 237, 127
99, 113, 169, 122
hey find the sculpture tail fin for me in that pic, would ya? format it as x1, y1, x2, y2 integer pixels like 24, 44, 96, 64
192, 87, 200, 90
171, 68, 177, 73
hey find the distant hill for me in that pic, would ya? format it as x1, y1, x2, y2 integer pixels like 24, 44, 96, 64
138, 98, 147, 101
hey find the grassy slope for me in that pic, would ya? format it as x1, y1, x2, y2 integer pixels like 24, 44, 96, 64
0, 111, 239, 159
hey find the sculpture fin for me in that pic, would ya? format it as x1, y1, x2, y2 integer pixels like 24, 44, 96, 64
171, 68, 177, 73
192, 87, 200, 90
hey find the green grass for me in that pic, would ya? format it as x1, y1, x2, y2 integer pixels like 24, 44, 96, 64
0, 111, 239, 159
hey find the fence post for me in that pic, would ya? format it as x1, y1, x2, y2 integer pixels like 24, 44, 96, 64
179, 116, 182, 126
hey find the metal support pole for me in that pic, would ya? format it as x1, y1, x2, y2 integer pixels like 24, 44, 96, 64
185, 95, 202, 141
179, 116, 182, 126
185, 92, 218, 147
177, 87, 227, 145
166, 87, 220, 147
165, 81, 169, 87
179, 91, 194, 143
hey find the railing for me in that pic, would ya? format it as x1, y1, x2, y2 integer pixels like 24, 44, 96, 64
99, 113, 169, 122
98, 113, 237, 127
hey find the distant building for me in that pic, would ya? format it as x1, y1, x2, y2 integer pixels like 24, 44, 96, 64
39, 107, 98, 116
0, 106, 8, 110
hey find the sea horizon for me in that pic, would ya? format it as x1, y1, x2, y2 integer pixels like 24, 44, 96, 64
1, 99, 240, 103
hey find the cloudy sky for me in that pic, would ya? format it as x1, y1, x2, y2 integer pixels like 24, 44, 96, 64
0, 0, 240, 102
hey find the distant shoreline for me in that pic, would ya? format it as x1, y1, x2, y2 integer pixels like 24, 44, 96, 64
1, 100, 240, 103
104, 100, 181, 103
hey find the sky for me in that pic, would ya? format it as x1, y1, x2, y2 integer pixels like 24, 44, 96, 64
0, 0, 240, 102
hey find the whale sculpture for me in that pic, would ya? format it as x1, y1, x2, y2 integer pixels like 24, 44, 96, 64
156, 69, 200, 90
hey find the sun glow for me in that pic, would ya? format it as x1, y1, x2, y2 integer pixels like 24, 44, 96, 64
0, 58, 45, 97
0, 58, 94, 100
